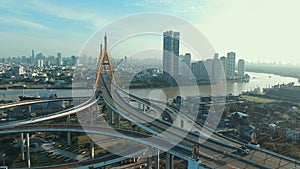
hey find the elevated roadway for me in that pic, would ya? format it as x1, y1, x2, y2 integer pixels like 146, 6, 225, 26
100, 74, 287, 169
0, 96, 97, 129
0, 124, 190, 168
101, 72, 300, 169
0, 97, 89, 109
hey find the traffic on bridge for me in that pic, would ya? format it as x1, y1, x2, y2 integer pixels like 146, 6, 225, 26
0, 35, 299, 169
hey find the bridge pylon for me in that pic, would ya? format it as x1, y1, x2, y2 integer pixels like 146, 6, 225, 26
94, 34, 116, 91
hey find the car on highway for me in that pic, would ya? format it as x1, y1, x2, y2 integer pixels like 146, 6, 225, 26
247, 142, 260, 150
236, 146, 250, 156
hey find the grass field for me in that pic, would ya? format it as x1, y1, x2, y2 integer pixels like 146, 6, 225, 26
240, 95, 277, 103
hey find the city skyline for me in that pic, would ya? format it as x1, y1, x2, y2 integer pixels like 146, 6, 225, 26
0, 0, 300, 64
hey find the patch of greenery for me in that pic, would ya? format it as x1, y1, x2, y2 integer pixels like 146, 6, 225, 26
240, 95, 276, 103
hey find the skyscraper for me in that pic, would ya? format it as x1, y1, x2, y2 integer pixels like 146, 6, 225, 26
31, 49, 35, 64
191, 61, 207, 81
226, 52, 236, 78
204, 59, 213, 81
191, 62, 198, 78
35, 52, 45, 67
37, 59, 44, 68
212, 53, 223, 83
57, 52, 62, 66
163, 31, 180, 77
220, 56, 227, 73
179, 53, 191, 76
238, 59, 245, 78
183, 53, 191, 67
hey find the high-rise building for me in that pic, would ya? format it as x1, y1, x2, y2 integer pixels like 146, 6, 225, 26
47, 55, 55, 65
13, 65, 25, 78
173, 32, 179, 76
226, 52, 236, 78
37, 59, 44, 68
163, 31, 180, 77
57, 52, 62, 66
31, 49, 35, 64
191, 62, 198, 78
36, 53, 45, 61
212, 53, 224, 83
238, 59, 245, 78
183, 53, 191, 67
191, 61, 207, 81
179, 59, 185, 76
204, 59, 213, 81
71, 55, 78, 66
179, 53, 191, 76
220, 56, 226, 73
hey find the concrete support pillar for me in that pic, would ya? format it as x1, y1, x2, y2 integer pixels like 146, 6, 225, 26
181, 119, 184, 128
89, 107, 93, 125
166, 153, 174, 169
26, 133, 30, 168
67, 132, 71, 146
146, 156, 152, 169
146, 147, 157, 169
67, 114, 71, 123
90, 135, 94, 159
20, 133, 25, 161
69, 100, 73, 107
188, 158, 200, 169
67, 115, 71, 146
96, 104, 100, 122
153, 148, 159, 169
128, 120, 132, 130
114, 113, 120, 128
108, 109, 113, 125
28, 105, 31, 114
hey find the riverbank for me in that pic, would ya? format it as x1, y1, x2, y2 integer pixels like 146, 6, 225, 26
241, 87, 300, 104
0, 82, 90, 90
245, 64, 300, 79
0, 86, 88, 90
128, 78, 248, 89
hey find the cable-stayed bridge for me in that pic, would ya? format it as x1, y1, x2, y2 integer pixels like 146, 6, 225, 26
0, 35, 299, 169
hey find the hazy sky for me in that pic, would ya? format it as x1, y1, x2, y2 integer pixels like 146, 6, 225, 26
0, 0, 299, 64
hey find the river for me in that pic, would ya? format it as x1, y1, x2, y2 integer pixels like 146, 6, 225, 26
130, 72, 300, 102
0, 72, 298, 101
